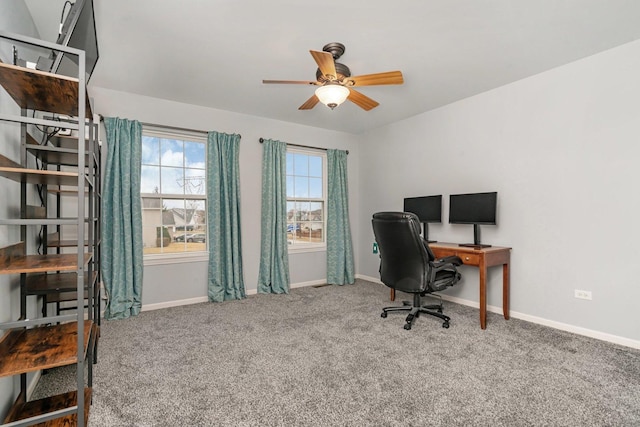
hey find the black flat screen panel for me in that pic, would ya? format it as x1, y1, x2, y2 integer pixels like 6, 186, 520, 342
52, 0, 99, 82
403, 195, 442, 223
449, 192, 497, 225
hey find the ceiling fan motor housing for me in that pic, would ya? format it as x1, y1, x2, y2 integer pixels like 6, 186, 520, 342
316, 62, 351, 83
315, 42, 351, 83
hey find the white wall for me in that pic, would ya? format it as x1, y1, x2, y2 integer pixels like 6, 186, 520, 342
91, 87, 360, 305
358, 39, 640, 343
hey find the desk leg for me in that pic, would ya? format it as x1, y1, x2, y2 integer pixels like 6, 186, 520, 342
390, 289, 395, 301
479, 264, 487, 329
503, 262, 510, 320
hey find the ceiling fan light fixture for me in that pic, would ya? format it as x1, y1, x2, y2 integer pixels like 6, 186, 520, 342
315, 84, 350, 110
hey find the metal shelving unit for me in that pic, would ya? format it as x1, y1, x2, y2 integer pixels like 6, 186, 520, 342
0, 31, 100, 427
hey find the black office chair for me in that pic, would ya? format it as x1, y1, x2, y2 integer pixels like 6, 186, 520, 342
372, 212, 462, 330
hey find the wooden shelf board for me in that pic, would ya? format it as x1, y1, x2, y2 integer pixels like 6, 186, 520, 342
0, 320, 94, 377
26, 145, 91, 168
47, 239, 91, 248
50, 133, 95, 148
27, 133, 99, 167
26, 204, 47, 219
4, 388, 91, 426
25, 271, 96, 294
47, 188, 89, 195
0, 253, 92, 275
0, 62, 92, 118
0, 165, 80, 186
47, 290, 90, 304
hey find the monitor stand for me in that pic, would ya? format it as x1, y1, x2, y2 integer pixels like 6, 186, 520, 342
422, 222, 437, 243
458, 224, 491, 249
459, 243, 492, 249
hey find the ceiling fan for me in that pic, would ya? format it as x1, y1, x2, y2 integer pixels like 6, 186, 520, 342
263, 42, 404, 111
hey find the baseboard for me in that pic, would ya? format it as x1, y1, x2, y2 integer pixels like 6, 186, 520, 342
291, 279, 329, 289
356, 274, 382, 283
140, 280, 325, 310
141, 296, 209, 312
355, 274, 640, 350
135, 275, 639, 350
27, 370, 41, 400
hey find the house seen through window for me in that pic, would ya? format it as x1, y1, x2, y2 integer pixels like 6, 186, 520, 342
141, 128, 207, 256
286, 149, 326, 249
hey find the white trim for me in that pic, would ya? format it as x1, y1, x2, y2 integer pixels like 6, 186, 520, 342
288, 245, 326, 254
139, 280, 324, 311
356, 274, 383, 284
144, 253, 208, 266
245, 279, 327, 296
354, 274, 640, 349
27, 370, 42, 400
141, 296, 209, 312
291, 279, 328, 289
142, 125, 207, 142
136, 274, 640, 350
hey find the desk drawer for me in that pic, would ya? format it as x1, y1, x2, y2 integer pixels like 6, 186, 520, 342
458, 253, 480, 265
432, 247, 480, 265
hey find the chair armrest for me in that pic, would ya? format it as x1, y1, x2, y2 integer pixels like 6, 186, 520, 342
433, 255, 463, 267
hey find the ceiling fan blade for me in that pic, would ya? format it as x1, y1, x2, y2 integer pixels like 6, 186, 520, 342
299, 94, 319, 110
262, 79, 318, 85
347, 89, 379, 111
347, 71, 404, 86
310, 50, 337, 80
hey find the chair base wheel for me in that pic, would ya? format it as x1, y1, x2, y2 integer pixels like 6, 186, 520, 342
380, 300, 451, 331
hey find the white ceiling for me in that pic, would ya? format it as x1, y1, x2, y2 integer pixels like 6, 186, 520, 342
25, 0, 640, 134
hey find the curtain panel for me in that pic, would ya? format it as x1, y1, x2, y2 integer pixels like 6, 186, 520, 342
326, 149, 355, 285
102, 117, 144, 319
257, 139, 290, 294
206, 131, 246, 302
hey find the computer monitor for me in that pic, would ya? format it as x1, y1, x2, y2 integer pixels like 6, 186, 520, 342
403, 195, 442, 242
449, 191, 497, 248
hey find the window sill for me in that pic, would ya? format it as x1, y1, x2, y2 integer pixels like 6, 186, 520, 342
288, 245, 326, 254
143, 252, 209, 266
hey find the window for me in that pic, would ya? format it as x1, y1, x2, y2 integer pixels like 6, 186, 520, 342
286, 148, 326, 250
140, 127, 207, 258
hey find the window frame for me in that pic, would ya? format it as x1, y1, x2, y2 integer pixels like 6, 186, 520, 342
140, 126, 209, 265
286, 147, 328, 254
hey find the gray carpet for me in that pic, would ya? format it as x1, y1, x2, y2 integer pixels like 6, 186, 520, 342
34, 279, 640, 426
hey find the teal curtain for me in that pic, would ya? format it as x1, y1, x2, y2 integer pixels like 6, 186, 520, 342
257, 139, 290, 294
102, 117, 143, 320
326, 149, 355, 285
207, 131, 245, 302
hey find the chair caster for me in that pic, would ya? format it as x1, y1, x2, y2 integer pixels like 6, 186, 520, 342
381, 312, 387, 318
404, 323, 412, 330
442, 322, 450, 329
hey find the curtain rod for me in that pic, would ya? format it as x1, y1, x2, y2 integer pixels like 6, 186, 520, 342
259, 138, 348, 155
98, 115, 238, 137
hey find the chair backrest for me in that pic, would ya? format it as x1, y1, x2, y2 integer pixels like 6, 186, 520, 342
371, 212, 435, 293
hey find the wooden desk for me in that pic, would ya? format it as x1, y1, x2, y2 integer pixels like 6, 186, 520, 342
390, 242, 511, 329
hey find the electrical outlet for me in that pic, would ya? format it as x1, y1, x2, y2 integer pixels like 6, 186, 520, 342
574, 289, 592, 300
372, 242, 379, 254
